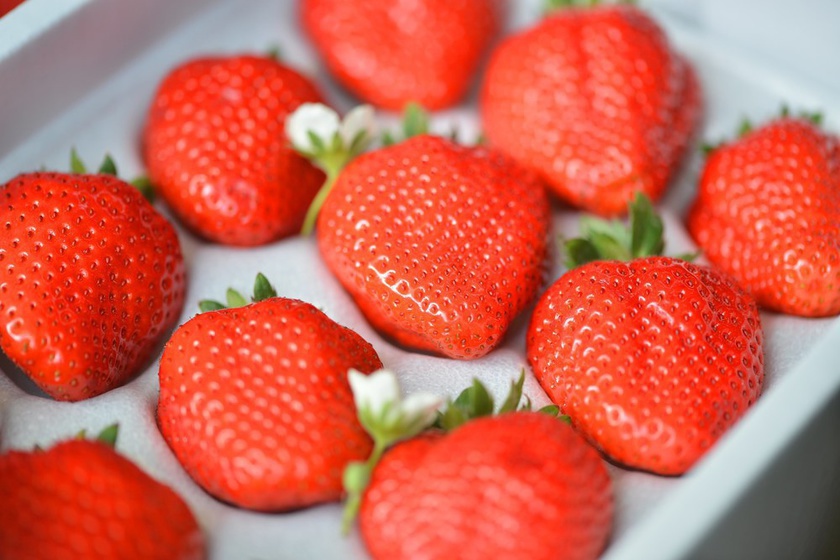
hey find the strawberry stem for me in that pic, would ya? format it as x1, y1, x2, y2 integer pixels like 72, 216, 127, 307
341, 439, 387, 535
301, 163, 343, 236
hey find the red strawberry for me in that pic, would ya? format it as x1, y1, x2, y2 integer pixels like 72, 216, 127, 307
157, 276, 383, 510
688, 115, 840, 317
0, 164, 186, 401
301, 0, 501, 110
315, 134, 550, 359
0, 426, 205, 560
480, 4, 701, 216
142, 55, 326, 246
358, 412, 613, 560
527, 255, 764, 475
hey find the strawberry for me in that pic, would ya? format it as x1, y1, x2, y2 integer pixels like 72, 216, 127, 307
527, 199, 764, 474
142, 54, 326, 246
157, 274, 383, 511
0, 155, 186, 401
358, 412, 613, 560
0, 425, 205, 560
303, 123, 550, 359
480, 3, 701, 216
688, 114, 840, 317
340, 371, 611, 560
301, 0, 501, 110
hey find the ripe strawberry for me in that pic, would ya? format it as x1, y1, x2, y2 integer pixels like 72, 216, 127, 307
688, 115, 840, 316
157, 275, 383, 510
480, 3, 701, 216
142, 54, 326, 246
0, 426, 205, 560
527, 255, 764, 475
358, 412, 613, 560
314, 134, 550, 360
301, 0, 501, 110
0, 158, 186, 401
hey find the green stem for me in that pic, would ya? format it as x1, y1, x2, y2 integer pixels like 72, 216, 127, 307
341, 438, 387, 535
301, 165, 341, 236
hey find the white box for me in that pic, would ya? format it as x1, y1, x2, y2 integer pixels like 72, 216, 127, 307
1, 1, 838, 558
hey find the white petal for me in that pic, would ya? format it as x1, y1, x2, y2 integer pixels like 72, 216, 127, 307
339, 105, 376, 146
348, 368, 400, 416
286, 103, 340, 152
400, 392, 444, 425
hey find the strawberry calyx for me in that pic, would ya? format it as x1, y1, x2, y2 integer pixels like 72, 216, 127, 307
435, 370, 564, 431
77, 423, 120, 447
381, 103, 430, 146
702, 105, 824, 154
34, 423, 120, 452
197, 272, 278, 312
544, 0, 635, 14
69, 148, 155, 203
286, 103, 376, 235
564, 191, 668, 268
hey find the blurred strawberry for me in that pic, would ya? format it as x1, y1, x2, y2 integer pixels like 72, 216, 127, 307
688, 113, 840, 316
0, 425, 205, 560
301, 0, 501, 110
481, 2, 701, 216
143, 54, 326, 245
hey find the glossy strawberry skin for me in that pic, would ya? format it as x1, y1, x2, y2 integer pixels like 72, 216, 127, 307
143, 55, 325, 246
157, 297, 382, 511
317, 135, 550, 360
0, 439, 205, 560
301, 0, 500, 110
527, 257, 764, 475
359, 413, 613, 560
688, 118, 840, 317
0, 172, 186, 401
481, 5, 701, 216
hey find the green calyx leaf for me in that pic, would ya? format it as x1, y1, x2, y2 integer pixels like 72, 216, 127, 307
402, 103, 429, 139
266, 44, 282, 61
779, 103, 824, 127
131, 176, 156, 203
75, 423, 119, 447
198, 300, 226, 312
70, 148, 87, 174
252, 272, 277, 302
544, 0, 634, 14
68, 149, 155, 202
382, 102, 430, 147
96, 424, 119, 447
197, 273, 278, 312
563, 192, 665, 269
98, 154, 118, 176
70, 149, 121, 176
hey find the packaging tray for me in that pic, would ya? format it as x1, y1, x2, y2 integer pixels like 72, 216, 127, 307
1, 1, 839, 558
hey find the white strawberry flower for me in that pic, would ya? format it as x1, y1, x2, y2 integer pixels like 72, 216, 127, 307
343, 367, 443, 533
348, 368, 442, 441
286, 103, 341, 154
339, 105, 376, 147
285, 102, 377, 235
